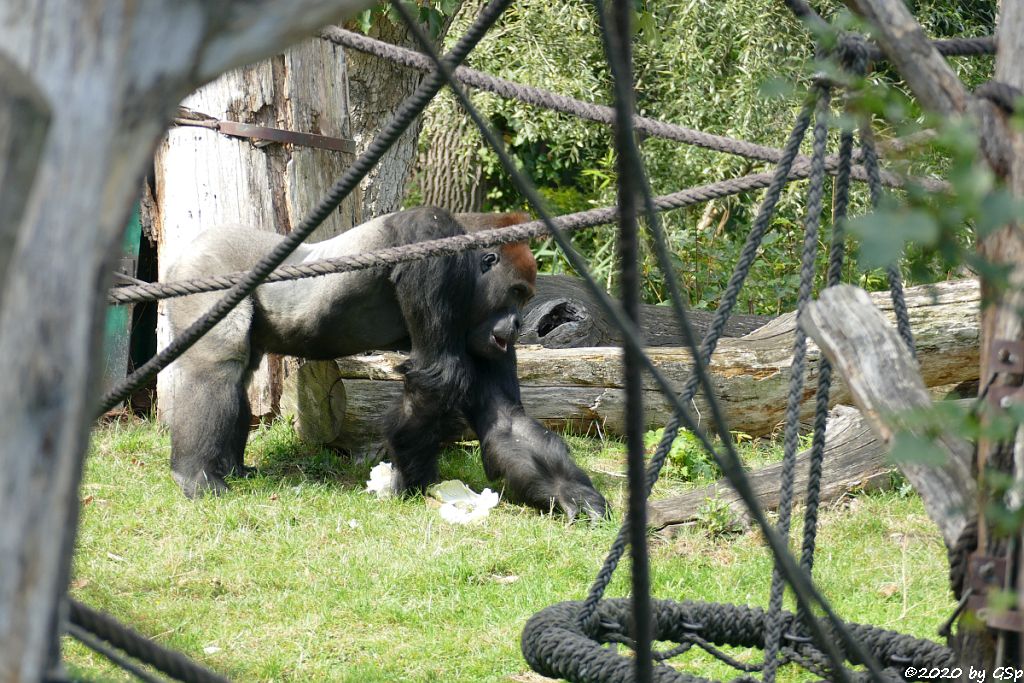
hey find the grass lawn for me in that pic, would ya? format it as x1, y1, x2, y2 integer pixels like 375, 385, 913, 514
66, 418, 955, 682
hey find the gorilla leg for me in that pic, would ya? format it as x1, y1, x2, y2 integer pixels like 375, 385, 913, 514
168, 358, 251, 497
166, 298, 255, 498
384, 365, 462, 492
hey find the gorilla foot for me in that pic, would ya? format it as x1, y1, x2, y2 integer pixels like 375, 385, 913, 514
172, 469, 230, 499
552, 484, 608, 523
226, 464, 258, 479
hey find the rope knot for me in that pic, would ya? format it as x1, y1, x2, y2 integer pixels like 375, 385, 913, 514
835, 33, 870, 76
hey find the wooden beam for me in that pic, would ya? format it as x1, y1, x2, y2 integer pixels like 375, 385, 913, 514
650, 404, 894, 531
841, 0, 970, 115
802, 285, 974, 548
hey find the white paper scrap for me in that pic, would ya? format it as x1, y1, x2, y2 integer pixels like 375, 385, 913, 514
428, 480, 500, 524
365, 461, 396, 499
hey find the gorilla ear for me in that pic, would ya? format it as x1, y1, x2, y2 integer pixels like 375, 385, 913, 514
481, 252, 500, 273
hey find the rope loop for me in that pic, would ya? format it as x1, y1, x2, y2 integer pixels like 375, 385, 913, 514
975, 80, 1023, 114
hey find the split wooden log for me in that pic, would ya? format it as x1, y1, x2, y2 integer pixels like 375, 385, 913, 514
309, 278, 980, 459
520, 274, 772, 347
649, 405, 891, 531
802, 284, 974, 549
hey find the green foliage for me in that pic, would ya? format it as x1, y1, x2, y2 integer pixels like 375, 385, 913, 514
356, 0, 462, 38
415, 0, 997, 314
694, 496, 742, 538
644, 427, 717, 481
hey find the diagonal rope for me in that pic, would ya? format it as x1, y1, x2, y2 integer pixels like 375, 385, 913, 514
96, 0, 513, 415
321, 25, 946, 194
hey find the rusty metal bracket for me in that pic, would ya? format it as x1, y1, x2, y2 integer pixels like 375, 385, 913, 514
986, 339, 1024, 408
216, 120, 356, 154
172, 108, 355, 154
966, 553, 1024, 633
991, 339, 1024, 375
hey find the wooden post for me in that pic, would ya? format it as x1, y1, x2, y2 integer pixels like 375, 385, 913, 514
153, 37, 358, 424
0, 2, 370, 681
844, 0, 1024, 668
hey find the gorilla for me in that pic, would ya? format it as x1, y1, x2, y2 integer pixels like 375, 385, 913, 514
164, 207, 606, 519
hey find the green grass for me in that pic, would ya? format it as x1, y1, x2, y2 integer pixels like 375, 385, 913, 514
66, 418, 954, 682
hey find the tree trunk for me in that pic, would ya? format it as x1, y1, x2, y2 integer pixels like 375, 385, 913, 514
152, 37, 358, 423
0, 2, 369, 679
319, 279, 980, 458
411, 93, 485, 212
344, 13, 462, 217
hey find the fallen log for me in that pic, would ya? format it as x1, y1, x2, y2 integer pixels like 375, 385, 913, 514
521, 274, 772, 347
650, 404, 891, 532
293, 279, 981, 459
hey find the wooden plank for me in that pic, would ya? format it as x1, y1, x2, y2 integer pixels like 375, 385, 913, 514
802, 284, 974, 548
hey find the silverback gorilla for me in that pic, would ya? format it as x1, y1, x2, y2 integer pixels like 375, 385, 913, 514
164, 207, 606, 519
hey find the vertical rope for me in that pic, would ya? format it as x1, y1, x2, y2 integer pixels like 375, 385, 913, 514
602, 0, 653, 677
578, 96, 816, 630
859, 123, 917, 358
794, 120, 856, 632
763, 85, 832, 683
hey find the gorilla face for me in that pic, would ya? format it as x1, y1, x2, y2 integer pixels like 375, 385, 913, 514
468, 248, 535, 360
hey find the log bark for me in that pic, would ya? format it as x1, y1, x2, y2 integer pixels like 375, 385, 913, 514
320, 279, 980, 458
649, 405, 892, 531
0, 2, 369, 680
802, 284, 975, 548
520, 274, 772, 347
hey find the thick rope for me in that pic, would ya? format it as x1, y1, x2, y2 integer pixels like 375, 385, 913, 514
596, 0, 655, 675
68, 600, 228, 683
521, 599, 956, 683
320, 26, 944, 195
109, 154, 933, 308
794, 121, 856, 627
762, 85, 833, 683
859, 122, 917, 358
97, 0, 512, 414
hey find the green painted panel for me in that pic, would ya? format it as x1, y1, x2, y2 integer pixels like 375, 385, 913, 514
101, 204, 142, 402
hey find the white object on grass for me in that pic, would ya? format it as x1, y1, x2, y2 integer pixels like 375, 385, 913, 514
365, 461, 396, 498
428, 480, 501, 524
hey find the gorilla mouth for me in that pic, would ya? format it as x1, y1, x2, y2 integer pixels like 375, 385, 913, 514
491, 333, 509, 352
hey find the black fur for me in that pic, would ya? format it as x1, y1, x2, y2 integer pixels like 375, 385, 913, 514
165, 207, 606, 517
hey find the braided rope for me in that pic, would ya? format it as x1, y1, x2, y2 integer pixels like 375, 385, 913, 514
69, 600, 227, 683
96, 0, 512, 415
794, 121, 856, 630
320, 26, 944, 195
859, 123, 917, 358
763, 85, 833, 683
521, 599, 956, 683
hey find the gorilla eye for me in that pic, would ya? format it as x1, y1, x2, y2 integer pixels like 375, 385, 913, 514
481, 252, 500, 273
